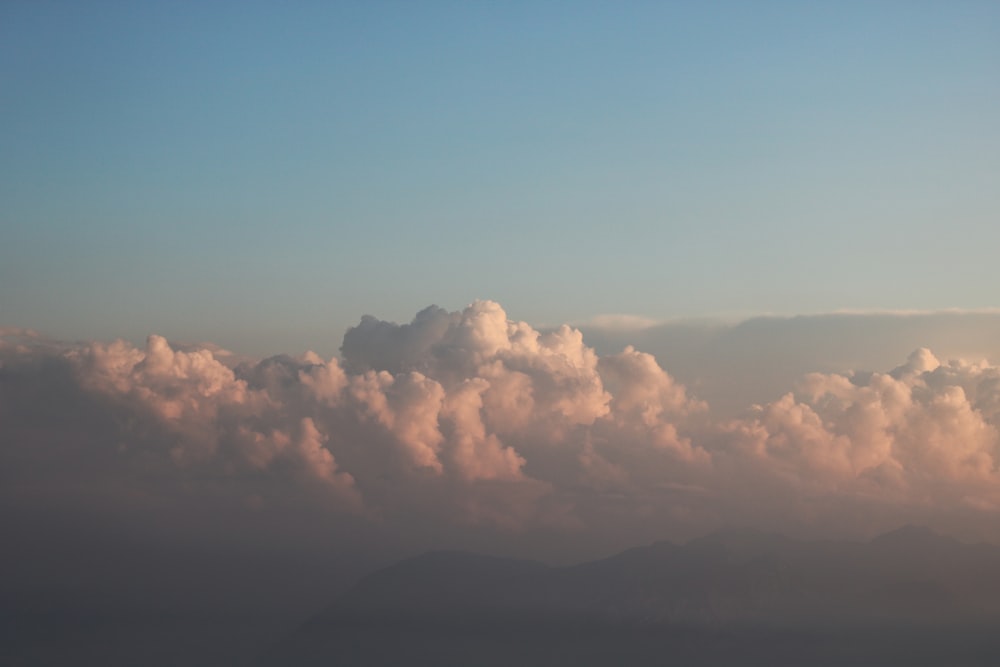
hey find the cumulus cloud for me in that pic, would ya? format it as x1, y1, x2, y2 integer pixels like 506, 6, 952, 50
715, 346, 1000, 521
3, 301, 1000, 544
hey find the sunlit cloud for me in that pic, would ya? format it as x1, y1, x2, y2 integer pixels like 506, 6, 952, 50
3, 301, 1000, 542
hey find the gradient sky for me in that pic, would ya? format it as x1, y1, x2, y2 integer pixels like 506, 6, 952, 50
2, 1, 999, 354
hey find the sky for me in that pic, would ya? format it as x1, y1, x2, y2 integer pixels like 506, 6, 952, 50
2, 1, 999, 355
3, 3, 1000, 664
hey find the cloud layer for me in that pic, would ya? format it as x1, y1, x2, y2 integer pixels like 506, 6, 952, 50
3, 302, 1000, 546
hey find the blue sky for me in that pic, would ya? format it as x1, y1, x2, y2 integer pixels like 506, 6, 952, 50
2, 1, 998, 354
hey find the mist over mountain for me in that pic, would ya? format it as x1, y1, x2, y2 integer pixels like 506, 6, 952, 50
265, 527, 1000, 666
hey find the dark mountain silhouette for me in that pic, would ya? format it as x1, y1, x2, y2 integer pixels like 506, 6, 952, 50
262, 527, 1000, 666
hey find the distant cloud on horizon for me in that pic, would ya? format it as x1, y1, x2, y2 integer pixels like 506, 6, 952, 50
4, 301, 1000, 559
581, 306, 1000, 330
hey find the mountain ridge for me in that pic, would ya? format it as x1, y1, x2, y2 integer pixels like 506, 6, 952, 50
261, 527, 1000, 666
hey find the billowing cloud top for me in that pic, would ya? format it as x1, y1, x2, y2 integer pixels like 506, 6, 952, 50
3, 301, 1000, 545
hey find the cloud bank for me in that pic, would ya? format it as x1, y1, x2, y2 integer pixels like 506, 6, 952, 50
3, 301, 1000, 548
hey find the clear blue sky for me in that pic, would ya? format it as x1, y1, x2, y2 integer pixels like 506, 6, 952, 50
2, 1, 998, 354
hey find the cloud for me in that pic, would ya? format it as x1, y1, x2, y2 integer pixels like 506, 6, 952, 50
714, 347, 1000, 520
3, 300, 1000, 551
347, 369, 446, 472
580, 314, 660, 331
579, 309, 1000, 418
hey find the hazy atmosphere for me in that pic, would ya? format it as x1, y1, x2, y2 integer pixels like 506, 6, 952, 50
3, 2, 999, 665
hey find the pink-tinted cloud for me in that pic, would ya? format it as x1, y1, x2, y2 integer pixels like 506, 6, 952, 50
3, 301, 1000, 544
